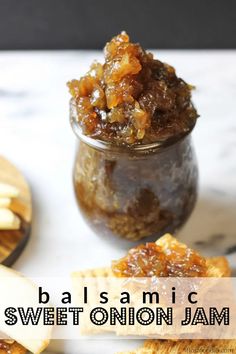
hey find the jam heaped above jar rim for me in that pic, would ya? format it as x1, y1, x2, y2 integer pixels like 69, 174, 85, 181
68, 32, 198, 147
70, 98, 196, 153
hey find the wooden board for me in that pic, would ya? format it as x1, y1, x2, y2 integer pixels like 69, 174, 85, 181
0, 156, 32, 266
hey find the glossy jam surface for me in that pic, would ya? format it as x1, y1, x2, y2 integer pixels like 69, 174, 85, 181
0, 341, 10, 352
112, 242, 207, 277
68, 32, 198, 145
0, 340, 25, 354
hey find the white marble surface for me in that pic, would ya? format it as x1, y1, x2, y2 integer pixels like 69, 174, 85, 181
0, 50, 236, 353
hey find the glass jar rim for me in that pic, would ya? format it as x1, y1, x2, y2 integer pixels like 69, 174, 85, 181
70, 99, 196, 153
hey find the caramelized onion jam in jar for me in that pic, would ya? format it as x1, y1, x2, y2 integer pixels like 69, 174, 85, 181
68, 32, 199, 241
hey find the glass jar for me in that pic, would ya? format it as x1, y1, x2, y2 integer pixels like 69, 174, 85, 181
70, 103, 198, 242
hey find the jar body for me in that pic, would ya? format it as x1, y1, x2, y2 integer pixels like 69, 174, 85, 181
73, 135, 198, 241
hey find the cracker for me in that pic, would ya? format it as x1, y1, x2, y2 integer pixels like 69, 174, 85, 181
71, 235, 231, 337
117, 338, 236, 354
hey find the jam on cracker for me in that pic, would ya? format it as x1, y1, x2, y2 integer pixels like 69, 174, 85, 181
112, 235, 207, 277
